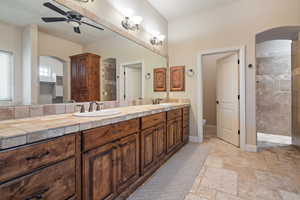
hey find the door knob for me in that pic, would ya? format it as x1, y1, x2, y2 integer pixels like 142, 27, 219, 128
216, 101, 219, 104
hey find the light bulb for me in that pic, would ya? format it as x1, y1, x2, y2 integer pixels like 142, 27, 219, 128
123, 8, 134, 17
131, 16, 143, 25
157, 35, 166, 41
68, 20, 80, 27
151, 31, 160, 37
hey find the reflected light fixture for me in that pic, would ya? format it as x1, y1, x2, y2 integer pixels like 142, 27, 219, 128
150, 33, 165, 46
121, 8, 143, 31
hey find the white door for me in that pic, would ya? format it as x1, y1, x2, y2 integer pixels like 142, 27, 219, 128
216, 53, 240, 146
124, 64, 142, 100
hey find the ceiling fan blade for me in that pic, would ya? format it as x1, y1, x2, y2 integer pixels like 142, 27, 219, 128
81, 21, 104, 31
74, 27, 81, 34
42, 17, 67, 23
43, 2, 67, 16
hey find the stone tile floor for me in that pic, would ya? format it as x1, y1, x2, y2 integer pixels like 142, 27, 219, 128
184, 128, 300, 200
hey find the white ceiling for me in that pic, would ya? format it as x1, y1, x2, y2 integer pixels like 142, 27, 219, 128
0, 0, 113, 45
147, 0, 239, 21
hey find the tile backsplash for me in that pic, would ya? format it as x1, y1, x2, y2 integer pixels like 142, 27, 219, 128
0, 98, 190, 121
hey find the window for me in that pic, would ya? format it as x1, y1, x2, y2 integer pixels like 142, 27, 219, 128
0, 51, 13, 101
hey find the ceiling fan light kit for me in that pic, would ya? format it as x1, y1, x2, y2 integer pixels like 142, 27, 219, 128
41, 2, 104, 34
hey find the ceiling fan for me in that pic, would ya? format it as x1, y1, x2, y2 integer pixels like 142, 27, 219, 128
41, 2, 104, 34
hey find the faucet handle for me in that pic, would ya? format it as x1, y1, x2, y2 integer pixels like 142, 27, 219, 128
96, 102, 104, 111
76, 104, 85, 113
157, 98, 163, 104
89, 101, 97, 112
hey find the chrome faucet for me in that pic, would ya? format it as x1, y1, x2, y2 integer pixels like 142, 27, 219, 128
76, 104, 85, 113
152, 98, 163, 105
88, 101, 97, 112
96, 102, 104, 111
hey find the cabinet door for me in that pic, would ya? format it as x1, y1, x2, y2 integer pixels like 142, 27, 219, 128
183, 127, 189, 143
167, 119, 177, 153
116, 134, 140, 193
170, 66, 185, 91
156, 123, 166, 161
175, 119, 183, 146
154, 68, 167, 92
83, 143, 117, 200
141, 127, 157, 175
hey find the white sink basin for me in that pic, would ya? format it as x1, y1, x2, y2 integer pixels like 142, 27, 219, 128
73, 109, 121, 117
158, 103, 174, 107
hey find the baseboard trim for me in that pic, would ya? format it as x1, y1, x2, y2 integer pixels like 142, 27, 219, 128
245, 144, 258, 152
189, 136, 202, 143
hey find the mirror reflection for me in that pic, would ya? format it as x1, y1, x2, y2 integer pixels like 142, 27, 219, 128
0, 0, 167, 106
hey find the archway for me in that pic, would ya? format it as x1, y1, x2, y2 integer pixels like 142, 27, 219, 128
255, 26, 300, 150
38, 56, 67, 104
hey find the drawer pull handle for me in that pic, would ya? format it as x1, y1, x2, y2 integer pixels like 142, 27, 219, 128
25, 187, 49, 200
26, 151, 50, 161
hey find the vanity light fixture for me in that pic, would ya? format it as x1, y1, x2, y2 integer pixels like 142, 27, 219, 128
121, 9, 143, 31
150, 34, 166, 46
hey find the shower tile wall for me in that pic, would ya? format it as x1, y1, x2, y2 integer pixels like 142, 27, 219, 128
256, 40, 292, 136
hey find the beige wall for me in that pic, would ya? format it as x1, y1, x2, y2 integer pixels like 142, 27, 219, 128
168, 0, 300, 146
38, 31, 83, 101
56, 0, 168, 56
83, 35, 167, 101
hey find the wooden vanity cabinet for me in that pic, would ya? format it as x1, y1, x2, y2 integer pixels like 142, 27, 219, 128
0, 107, 190, 200
0, 158, 76, 200
167, 109, 183, 155
0, 134, 77, 200
82, 143, 118, 200
183, 107, 190, 143
116, 134, 140, 193
82, 119, 140, 200
140, 113, 166, 175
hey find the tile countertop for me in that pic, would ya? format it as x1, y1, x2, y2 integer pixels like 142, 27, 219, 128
0, 103, 190, 150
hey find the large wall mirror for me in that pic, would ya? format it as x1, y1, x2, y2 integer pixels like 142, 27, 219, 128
0, 0, 167, 107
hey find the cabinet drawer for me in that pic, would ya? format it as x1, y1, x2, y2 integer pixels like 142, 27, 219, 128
0, 158, 76, 200
0, 134, 76, 183
141, 112, 166, 130
83, 119, 140, 151
167, 109, 182, 121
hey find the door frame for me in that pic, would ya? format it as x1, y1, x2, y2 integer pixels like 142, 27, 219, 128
196, 46, 246, 151
120, 61, 145, 100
